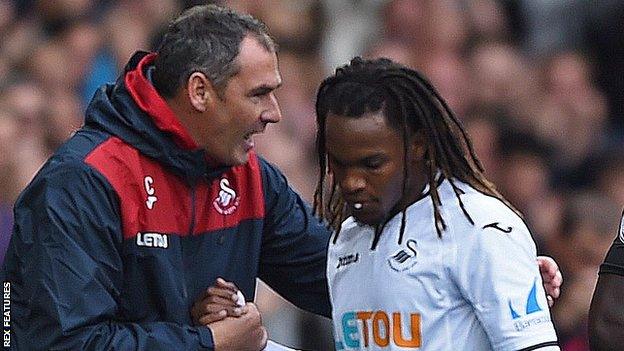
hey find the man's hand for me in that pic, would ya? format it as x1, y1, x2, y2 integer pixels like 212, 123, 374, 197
191, 278, 246, 325
209, 302, 268, 351
537, 256, 563, 307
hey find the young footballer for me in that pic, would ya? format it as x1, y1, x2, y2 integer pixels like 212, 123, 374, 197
199, 56, 563, 350
313, 57, 559, 350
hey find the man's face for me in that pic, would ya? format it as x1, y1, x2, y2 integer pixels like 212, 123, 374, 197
200, 36, 282, 166
325, 110, 423, 226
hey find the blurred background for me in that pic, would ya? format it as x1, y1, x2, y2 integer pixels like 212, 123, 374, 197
1, 0, 623, 349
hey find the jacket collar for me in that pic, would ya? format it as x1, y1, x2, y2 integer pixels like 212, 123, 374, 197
124, 52, 199, 151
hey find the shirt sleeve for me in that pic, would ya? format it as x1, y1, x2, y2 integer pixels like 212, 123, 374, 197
2, 161, 215, 350
257, 158, 332, 317
448, 197, 559, 351
599, 213, 624, 276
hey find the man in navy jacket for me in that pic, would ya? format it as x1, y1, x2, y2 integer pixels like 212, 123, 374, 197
1, 5, 329, 350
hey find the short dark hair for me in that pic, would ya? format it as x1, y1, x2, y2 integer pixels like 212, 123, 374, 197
153, 4, 276, 98
314, 57, 517, 249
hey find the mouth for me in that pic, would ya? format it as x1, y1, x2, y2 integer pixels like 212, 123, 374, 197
243, 129, 263, 150
344, 199, 383, 225
244, 131, 253, 141
344, 199, 371, 213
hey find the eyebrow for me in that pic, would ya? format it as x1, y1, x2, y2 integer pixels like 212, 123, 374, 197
363, 154, 386, 162
247, 82, 282, 97
328, 152, 386, 166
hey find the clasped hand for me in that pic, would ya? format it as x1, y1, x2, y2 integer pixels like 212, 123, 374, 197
192, 278, 267, 351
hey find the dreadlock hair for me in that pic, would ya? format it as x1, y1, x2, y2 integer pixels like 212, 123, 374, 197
313, 57, 518, 249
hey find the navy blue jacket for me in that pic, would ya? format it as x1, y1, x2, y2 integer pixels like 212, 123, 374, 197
1, 52, 331, 350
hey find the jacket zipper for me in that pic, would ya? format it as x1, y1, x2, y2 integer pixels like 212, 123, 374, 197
181, 186, 197, 300
189, 186, 196, 235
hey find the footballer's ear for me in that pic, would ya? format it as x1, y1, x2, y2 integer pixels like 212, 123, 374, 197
408, 132, 428, 163
186, 72, 218, 112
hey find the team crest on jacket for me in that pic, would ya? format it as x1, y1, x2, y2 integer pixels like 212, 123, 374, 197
213, 178, 239, 215
388, 239, 418, 272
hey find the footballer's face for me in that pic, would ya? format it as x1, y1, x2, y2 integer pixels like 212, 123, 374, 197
325, 110, 427, 226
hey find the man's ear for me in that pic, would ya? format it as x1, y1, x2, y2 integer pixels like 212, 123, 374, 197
408, 132, 427, 163
186, 72, 218, 112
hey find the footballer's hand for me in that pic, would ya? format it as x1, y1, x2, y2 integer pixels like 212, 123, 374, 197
191, 278, 247, 325
209, 302, 268, 351
537, 255, 563, 307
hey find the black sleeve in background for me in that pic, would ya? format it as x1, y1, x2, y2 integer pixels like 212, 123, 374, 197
600, 238, 624, 276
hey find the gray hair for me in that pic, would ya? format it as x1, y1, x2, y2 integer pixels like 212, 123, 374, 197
153, 4, 276, 98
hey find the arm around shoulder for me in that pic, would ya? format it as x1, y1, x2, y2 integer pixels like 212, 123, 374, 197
257, 158, 332, 317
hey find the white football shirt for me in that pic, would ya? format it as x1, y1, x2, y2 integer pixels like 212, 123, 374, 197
327, 179, 559, 350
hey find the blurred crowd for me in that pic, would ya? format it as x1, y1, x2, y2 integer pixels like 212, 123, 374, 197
1, 0, 624, 350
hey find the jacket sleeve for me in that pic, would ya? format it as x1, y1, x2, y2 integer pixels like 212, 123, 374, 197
257, 158, 332, 318
3, 161, 215, 350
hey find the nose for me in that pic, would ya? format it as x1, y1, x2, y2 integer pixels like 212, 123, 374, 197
339, 168, 366, 195
260, 93, 281, 123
